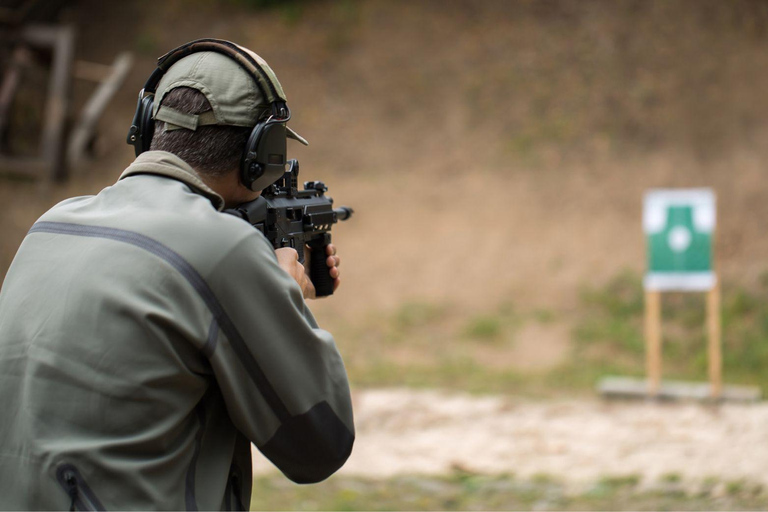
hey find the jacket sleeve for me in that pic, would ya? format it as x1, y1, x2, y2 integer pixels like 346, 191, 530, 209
204, 231, 354, 484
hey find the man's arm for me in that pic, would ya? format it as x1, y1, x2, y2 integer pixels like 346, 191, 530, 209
205, 232, 353, 483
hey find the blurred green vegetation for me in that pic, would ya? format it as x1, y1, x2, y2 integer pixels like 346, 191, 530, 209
463, 315, 503, 339
254, 290, 768, 512
333, 269, 768, 397
250, 471, 768, 511
574, 270, 768, 391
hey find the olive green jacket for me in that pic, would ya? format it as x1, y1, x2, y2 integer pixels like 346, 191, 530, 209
0, 151, 354, 510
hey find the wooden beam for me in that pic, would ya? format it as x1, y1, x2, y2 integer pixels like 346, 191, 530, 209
0, 47, 29, 148
67, 52, 133, 168
73, 59, 117, 83
645, 289, 662, 396
707, 283, 722, 399
26, 24, 75, 181
599, 376, 759, 402
0, 24, 78, 182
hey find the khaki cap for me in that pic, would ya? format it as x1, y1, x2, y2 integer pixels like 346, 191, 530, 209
152, 50, 307, 145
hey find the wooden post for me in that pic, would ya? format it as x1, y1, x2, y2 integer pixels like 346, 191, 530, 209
707, 282, 722, 399
67, 52, 133, 168
0, 46, 30, 148
0, 25, 75, 182
25, 24, 76, 182
645, 289, 662, 396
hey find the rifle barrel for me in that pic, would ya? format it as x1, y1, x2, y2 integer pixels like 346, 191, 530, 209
334, 206, 354, 221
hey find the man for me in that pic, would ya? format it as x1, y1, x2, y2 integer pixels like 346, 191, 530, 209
0, 40, 354, 510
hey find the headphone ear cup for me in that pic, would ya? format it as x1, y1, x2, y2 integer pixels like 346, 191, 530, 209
127, 93, 156, 157
241, 121, 287, 191
241, 121, 266, 190
140, 96, 155, 153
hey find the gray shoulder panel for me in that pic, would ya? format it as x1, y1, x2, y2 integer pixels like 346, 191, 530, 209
28, 221, 291, 422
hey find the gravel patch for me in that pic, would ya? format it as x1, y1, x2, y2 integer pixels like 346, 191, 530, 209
253, 388, 768, 490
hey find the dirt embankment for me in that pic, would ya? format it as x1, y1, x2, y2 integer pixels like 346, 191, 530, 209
3, 0, 768, 320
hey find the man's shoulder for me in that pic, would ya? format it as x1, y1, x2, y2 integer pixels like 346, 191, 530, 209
149, 203, 274, 274
36, 174, 274, 277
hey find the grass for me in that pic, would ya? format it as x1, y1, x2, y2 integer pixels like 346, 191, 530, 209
393, 301, 447, 331
250, 472, 768, 511
345, 357, 528, 395
332, 297, 589, 396
463, 314, 503, 340
332, 269, 768, 397
660, 472, 683, 484
332, 298, 509, 395
573, 269, 768, 392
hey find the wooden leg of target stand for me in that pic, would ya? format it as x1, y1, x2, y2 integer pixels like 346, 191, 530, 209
645, 290, 662, 397
707, 284, 722, 400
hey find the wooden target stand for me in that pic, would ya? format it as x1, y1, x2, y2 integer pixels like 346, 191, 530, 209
599, 189, 759, 402
644, 282, 722, 399
601, 277, 759, 402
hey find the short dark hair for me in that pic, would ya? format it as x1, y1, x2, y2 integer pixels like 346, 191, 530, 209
149, 87, 250, 177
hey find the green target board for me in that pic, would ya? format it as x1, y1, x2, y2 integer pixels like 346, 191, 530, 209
643, 189, 716, 291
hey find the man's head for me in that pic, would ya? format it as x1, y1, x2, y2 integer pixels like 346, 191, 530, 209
128, 40, 308, 200
149, 86, 251, 178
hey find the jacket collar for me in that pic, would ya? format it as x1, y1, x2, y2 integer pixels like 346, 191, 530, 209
119, 151, 225, 211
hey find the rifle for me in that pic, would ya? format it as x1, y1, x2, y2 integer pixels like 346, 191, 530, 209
224, 159, 353, 297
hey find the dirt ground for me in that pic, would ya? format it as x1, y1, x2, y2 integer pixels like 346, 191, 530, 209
253, 388, 768, 491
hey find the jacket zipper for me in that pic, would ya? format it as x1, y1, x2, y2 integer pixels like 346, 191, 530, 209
226, 466, 246, 512
56, 463, 106, 511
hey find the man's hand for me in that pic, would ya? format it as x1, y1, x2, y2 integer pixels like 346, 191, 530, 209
318, 243, 341, 295
275, 244, 341, 300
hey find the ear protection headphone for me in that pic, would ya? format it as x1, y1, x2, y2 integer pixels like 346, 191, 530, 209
126, 38, 292, 191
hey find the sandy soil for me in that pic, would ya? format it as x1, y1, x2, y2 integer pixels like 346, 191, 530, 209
253, 388, 768, 490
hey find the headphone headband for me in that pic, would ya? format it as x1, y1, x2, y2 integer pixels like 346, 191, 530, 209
128, 39, 296, 192
144, 38, 287, 109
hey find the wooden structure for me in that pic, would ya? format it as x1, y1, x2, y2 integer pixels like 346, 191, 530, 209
597, 375, 760, 403
599, 189, 760, 402
644, 284, 723, 399
0, 24, 74, 181
0, 21, 132, 182
67, 51, 133, 169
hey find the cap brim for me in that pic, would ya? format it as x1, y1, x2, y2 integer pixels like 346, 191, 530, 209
287, 126, 309, 146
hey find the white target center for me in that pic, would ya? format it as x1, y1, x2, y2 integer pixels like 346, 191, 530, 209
668, 226, 692, 253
